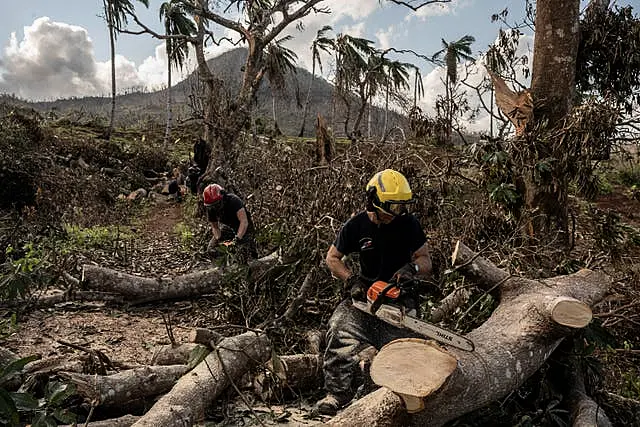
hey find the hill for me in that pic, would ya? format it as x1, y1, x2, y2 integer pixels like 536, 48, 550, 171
0, 48, 406, 138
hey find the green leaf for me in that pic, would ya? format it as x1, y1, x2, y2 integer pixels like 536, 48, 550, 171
186, 345, 210, 370
9, 392, 41, 410
53, 407, 76, 424
46, 382, 76, 406
0, 355, 39, 384
0, 389, 19, 426
31, 411, 58, 427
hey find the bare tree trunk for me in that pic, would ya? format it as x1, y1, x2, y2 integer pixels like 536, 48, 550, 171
163, 40, 173, 148
299, 61, 316, 137
61, 365, 188, 407
80, 252, 280, 303
328, 241, 611, 426
132, 332, 271, 427
105, 0, 116, 141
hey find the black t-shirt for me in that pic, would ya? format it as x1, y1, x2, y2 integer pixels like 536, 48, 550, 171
334, 211, 427, 283
207, 193, 254, 235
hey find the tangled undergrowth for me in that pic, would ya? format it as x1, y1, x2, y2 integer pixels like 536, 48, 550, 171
1, 103, 639, 425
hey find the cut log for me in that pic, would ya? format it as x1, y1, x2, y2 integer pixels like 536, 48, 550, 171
330, 241, 611, 426
132, 331, 271, 427
325, 387, 409, 427
81, 252, 281, 303
61, 365, 188, 407
254, 354, 323, 401
150, 343, 206, 365
370, 339, 457, 413
188, 328, 223, 347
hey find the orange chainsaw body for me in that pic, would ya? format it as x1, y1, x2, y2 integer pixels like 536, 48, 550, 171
367, 280, 401, 303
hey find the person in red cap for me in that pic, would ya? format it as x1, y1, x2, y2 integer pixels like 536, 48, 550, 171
202, 184, 257, 261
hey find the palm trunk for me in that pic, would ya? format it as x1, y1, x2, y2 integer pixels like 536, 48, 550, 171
380, 78, 390, 143
298, 60, 316, 137
163, 40, 173, 148
489, 85, 494, 139
106, 3, 116, 141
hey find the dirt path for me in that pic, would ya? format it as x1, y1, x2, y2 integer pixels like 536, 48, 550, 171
3, 196, 197, 365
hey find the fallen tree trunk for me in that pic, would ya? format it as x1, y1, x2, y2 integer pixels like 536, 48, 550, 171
150, 343, 206, 365
132, 331, 271, 427
565, 358, 612, 427
61, 365, 188, 407
254, 354, 323, 401
60, 414, 140, 427
329, 241, 611, 426
81, 252, 280, 303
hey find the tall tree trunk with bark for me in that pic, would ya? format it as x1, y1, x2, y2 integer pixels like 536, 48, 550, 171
525, 0, 580, 238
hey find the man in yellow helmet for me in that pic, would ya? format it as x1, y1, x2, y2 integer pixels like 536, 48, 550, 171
315, 169, 433, 415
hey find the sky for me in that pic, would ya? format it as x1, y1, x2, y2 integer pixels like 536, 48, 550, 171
0, 0, 638, 132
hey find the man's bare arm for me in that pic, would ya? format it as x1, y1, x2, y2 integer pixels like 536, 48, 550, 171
326, 245, 352, 281
235, 208, 249, 239
411, 242, 433, 278
211, 222, 222, 240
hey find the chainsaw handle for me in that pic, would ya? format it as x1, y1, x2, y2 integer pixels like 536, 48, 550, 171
369, 282, 398, 315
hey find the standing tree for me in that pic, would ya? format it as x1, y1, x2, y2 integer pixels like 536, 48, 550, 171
298, 25, 334, 137
263, 37, 299, 136
379, 58, 411, 143
130, 0, 328, 174
159, 0, 196, 147
102, 0, 149, 140
333, 33, 377, 139
432, 35, 475, 142
523, 0, 581, 238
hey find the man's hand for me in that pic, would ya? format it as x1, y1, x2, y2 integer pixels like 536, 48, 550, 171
393, 262, 419, 283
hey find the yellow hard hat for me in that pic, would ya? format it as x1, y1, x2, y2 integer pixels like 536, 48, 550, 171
366, 169, 414, 216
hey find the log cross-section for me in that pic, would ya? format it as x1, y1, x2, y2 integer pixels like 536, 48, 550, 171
327, 241, 611, 427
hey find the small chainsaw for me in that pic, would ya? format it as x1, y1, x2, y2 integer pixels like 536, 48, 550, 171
352, 280, 475, 352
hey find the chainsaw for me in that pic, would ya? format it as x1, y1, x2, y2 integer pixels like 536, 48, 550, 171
352, 280, 475, 352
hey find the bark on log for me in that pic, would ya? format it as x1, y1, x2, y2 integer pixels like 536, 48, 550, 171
60, 414, 140, 427
132, 332, 271, 427
81, 252, 280, 303
564, 359, 612, 427
330, 241, 611, 426
150, 343, 207, 365
429, 287, 472, 323
254, 354, 323, 401
61, 365, 188, 407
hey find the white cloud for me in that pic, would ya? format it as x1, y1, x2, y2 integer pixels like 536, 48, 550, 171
405, 0, 473, 22
376, 26, 395, 50
0, 17, 106, 100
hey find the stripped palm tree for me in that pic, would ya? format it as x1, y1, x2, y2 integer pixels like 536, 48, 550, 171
102, 0, 149, 140
413, 66, 424, 111
333, 34, 376, 138
298, 25, 334, 137
160, 0, 196, 147
263, 37, 298, 136
432, 34, 475, 142
380, 59, 411, 142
